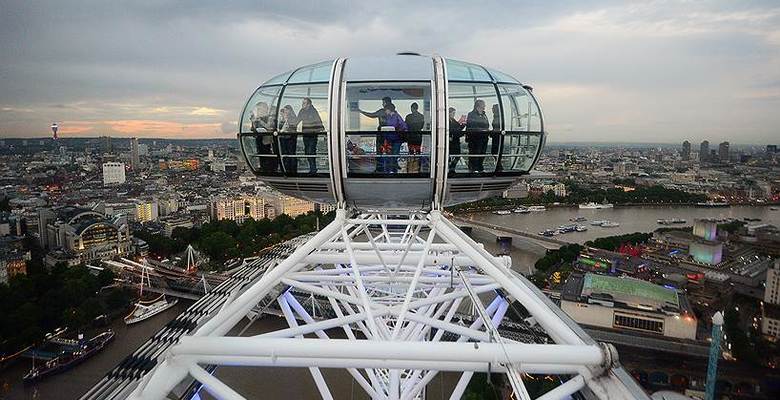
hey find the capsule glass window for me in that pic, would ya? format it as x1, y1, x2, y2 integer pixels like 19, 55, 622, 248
446, 83, 501, 175
240, 85, 282, 175
344, 82, 432, 177
275, 84, 330, 176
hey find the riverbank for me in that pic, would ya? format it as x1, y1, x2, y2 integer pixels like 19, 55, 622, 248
451, 202, 780, 214
459, 204, 780, 245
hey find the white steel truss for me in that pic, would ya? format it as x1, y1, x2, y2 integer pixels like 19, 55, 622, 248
128, 209, 648, 400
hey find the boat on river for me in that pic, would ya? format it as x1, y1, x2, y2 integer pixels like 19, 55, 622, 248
23, 330, 115, 384
578, 202, 614, 209
125, 261, 178, 325
696, 201, 729, 207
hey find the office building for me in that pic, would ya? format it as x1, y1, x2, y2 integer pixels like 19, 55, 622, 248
101, 135, 112, 154
210, 195, 268, 224
762, 260, 780, 341
699, 140, 709, 163
718, 141, 729, 163
102, 162, 126, 185
681, 140, 691, 161
162, 216, 195, 237
135, 200, 159, 223
130, 137, 140, 170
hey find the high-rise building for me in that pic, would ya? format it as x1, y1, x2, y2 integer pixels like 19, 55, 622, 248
718, 141, 729, 163
101, 135, 112, 154
138, 143, 149, 156
681, 140, 691, 161
699, 140, 709, 162
130, 137, 140, 170
102, 162, 126, 185
767, 145, 778, 154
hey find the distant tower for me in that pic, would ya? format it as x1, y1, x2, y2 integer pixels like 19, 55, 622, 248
718, 141, 730, 163
705, 311, 724, 400
51, 122, 59, 140
102, 135, 113, 154
130, 137, 140, 170
681, 140, 691, 161
699, 140, 709, 162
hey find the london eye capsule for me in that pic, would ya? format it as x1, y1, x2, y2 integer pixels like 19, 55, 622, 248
238, 54, 545, 210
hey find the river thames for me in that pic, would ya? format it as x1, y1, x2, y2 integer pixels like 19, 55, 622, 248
1, 205, 777, 399
461, 205, 780, 244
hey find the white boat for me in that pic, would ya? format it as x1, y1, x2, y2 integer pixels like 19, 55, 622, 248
125, 295, 178, 325
579, 202, 614, 209
601, 221, 620, 228
590, 220, 607, 226
527, 206, 546, 212
124, 261, 178, 325
513, 207, 529, 213
493, 210, 512, 215
696, 201, 728, 207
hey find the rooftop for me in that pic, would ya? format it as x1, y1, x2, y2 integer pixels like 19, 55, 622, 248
582, 273, 680, 309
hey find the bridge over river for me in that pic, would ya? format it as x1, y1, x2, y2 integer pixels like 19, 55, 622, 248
451, 214, 570, 250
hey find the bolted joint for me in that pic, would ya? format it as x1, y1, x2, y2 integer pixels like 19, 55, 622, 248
596, 342, 620, 377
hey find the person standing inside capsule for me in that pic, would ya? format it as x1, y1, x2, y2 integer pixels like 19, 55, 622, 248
380, 103, 407, 173
278, 105, 299, 174
298, 97, 324, 174
448, 107, 464, 172
466, 99, 489, 173
404, 102, 425, 173
490, 103, 502, 172
359, 96, 394, 172
250, 101, 278, 173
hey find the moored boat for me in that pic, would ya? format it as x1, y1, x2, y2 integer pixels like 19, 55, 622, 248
578, 202, 614, 209
23, 330, 115, 384
696, 201, 728, 207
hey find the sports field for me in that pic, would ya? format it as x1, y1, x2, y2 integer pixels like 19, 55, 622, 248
583, 273, 678, 307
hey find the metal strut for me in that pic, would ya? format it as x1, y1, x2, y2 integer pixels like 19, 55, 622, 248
127, 209, 649, 400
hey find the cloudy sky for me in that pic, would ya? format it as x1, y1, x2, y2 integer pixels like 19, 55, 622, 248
1, 0, 779, 143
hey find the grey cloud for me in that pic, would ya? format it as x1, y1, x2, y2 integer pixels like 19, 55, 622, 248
1, 0, 779, 143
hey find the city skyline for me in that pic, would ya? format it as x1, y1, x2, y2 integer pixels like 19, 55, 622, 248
1, 1, 780, 143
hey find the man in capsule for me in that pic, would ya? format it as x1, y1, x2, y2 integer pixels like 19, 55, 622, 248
359, 96, 393, 172
298, 97, 324, 174
404, 102, 425, 173
466, 99, 489, 173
